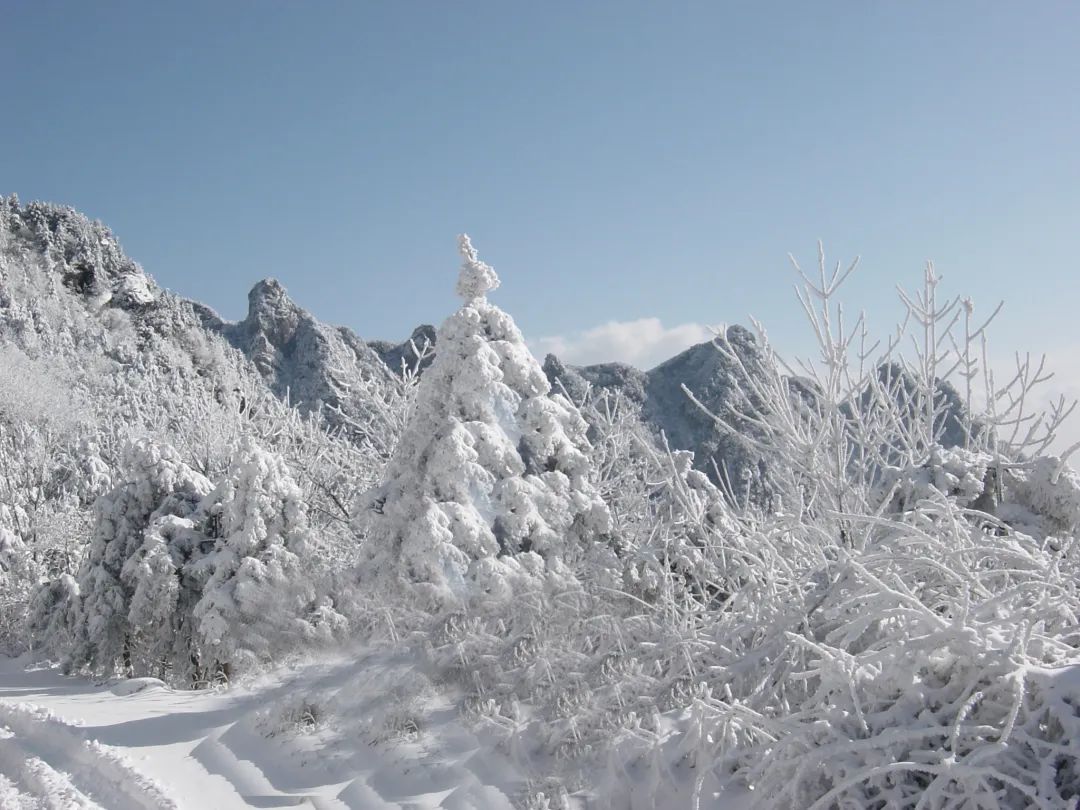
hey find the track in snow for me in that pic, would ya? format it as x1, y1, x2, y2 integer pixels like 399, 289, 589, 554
0, 702, 179, 810
0, 653, 525, 810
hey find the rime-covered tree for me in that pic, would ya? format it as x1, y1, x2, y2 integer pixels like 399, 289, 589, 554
68, 438, 211, 676
193, 438, 331, 680
359, 235, 611, 610
122, 514, 211, 683
26, 573, 80, 657
0, 527, 36, 652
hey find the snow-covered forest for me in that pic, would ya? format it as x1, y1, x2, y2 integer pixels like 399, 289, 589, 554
3, 196, 1080, 808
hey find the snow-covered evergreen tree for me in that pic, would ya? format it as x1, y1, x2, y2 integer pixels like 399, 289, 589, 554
26, 573, 80, 657
122, 514, 211, 683
359, 236, 612, 610
0, 527, 37, 653
192, 438, 333, 680
68, 438, 211, 676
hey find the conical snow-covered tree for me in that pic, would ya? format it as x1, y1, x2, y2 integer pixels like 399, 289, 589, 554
69, 438, 212, 676
360, 236, 612, 610
192, 438, 331, 679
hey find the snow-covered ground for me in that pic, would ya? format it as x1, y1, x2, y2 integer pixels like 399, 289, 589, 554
0, 650, 533, 810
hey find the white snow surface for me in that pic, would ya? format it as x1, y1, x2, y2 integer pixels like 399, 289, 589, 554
0, 649, 535, 810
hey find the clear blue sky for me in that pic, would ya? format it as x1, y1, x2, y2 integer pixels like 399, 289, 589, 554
3, 2, 1079, 369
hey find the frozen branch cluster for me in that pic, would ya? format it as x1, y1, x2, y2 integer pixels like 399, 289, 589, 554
583, 247, 1080, 808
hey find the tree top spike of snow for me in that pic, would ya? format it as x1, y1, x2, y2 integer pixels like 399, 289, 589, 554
456, 234, 500, 301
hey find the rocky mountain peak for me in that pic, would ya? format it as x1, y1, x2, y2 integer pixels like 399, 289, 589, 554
240, 278, 303, 356
247, 278, 293, 315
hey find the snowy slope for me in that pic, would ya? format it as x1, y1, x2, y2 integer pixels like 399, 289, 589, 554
0, 648, 761, 810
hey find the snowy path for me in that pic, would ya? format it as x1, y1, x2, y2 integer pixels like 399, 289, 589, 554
0, 652, 526, 810
0, 701, 179, 810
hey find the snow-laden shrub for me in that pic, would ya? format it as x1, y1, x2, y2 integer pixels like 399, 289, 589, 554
621, 448, 739, 607
876, 444, 995, 514
67, 437, 212, 676
658, 500, 1080, 808
193, 437, 343, 680
38, 434, 344, 684
358, 236, 612, 612
1001, 456, 1080, 539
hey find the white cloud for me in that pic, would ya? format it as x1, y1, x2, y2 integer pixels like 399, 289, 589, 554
530, 317, 714, 370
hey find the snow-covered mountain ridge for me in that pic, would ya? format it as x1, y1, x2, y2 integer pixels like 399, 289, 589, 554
0, 195, 768, 484
0, 196, 431, 421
